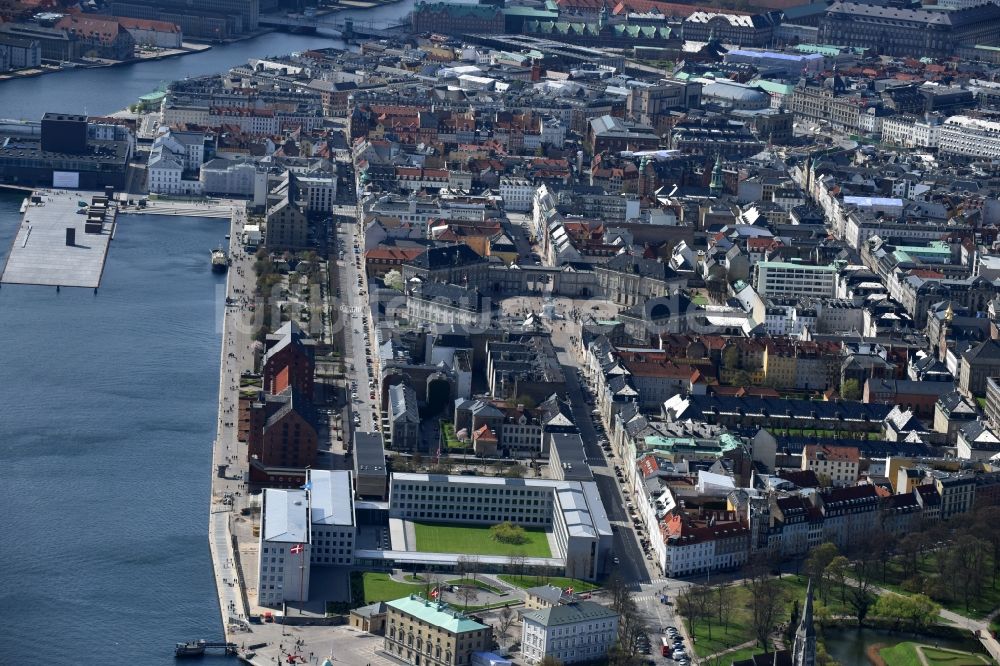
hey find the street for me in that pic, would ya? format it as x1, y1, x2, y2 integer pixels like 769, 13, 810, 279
332, 219, 379, 436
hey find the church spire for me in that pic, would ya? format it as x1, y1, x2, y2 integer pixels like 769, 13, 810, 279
709, 154, 724, 195
792, 578, 817, 666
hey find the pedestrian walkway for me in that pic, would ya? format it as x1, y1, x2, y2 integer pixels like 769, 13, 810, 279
392, 518, 410, 551
209, 510, 250, 631
701, 639, 757, 663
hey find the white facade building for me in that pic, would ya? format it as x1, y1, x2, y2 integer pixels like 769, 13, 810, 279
521, 601, 619, 665
499, 176, 535, 212
937, 0, 997, 9
309, 470, 356, 566
0, 35, 41, 71
881, 115, 941, 149
148, 128, 205, 195
257, 488, 311, 607
388, 473, 613, 581
938, 115, 1000, 159
661, 518, 750, 577
160, 103, 210, 127
207, 108, 280, 134
200, 158, 266, 197
753, 261, 838, 299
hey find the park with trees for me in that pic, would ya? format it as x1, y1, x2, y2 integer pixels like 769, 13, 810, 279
673, 503, 1000, 664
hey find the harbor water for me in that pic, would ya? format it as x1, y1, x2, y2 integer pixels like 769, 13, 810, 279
0, 190, 229, 663
0, 6, 414, 659
0, 0, 416, 121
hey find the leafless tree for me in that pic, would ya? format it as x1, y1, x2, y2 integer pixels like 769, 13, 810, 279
716, 584, 736, 634
456, 555, 472, 582
949, 534, 989, 611
496, 606, 517, 643
747, 570, 785, 649
468, 555, 481, 584
458, 584, 477, 610
606, 574, 631, 615
847, 558, 877, 626
507, 551, 527, 581
678, 585, 712, 640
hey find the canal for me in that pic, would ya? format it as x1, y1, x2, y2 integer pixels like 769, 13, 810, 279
823, 626, 989, 665
0, 0, 415, 121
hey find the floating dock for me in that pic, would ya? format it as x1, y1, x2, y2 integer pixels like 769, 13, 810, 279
0, 189, 116, 289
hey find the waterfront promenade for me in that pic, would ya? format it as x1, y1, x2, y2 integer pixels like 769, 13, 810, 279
208, 201, 254, 641
206, 204, 396, 665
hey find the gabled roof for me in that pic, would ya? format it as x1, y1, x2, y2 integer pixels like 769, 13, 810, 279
407, 243, 486, 270
522, 600, 618, 627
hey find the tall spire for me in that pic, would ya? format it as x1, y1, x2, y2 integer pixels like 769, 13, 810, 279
792, 578, 817, 666
709, 154, 724, 195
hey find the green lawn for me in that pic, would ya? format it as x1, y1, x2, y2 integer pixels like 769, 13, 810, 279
922, 646, 990, 665
880, 642, 989, 666
413, 522, 551, 557
446, 578, 504, 594
776, 575, 853, 618
498, 574, 599, 592
715, 646, 767, 665
686, 584, 757, 658
353, 572, 425, 604
879, 642, 923, 666
441, 422, 467, 451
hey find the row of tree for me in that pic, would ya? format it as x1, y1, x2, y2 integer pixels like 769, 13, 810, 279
807, 504, 1000, 613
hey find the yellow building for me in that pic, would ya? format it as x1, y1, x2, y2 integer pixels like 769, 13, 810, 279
385, 595, 491, 666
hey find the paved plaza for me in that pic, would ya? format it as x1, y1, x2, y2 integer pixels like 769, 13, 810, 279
1, 189, 113, 288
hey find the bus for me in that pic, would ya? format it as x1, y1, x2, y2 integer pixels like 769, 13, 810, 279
661, 637, 670, 657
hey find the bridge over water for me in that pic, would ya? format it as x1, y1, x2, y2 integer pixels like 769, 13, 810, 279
257, 11, 407, 38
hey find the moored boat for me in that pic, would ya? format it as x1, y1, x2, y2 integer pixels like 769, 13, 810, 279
211, 246, 228, 273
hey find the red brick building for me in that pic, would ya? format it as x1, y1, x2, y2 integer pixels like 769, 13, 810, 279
263, 321, 316, 401
411, 2, 505, 35
56, 15, 135, 60
246, 388, 318, 485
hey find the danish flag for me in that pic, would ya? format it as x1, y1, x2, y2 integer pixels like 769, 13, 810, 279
430, 587, 440, 599
290, 543, 305, 555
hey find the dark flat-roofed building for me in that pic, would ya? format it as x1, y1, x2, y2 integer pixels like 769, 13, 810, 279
549, 433, 593, 482
0, 24, 77, 62
587, 115, 659, 153
110, 0, 257, 38
354, 431, 388, 500
0, 133, 131, 190
402, 244, 490, 290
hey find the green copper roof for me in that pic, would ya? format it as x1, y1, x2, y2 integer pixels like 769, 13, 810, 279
387, 595, 488, 634
719, 433, 742, 452
755, 80, 794, 95
793, 44, 845, 57
503, 6, 558, 17
757, 260, 836, 272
